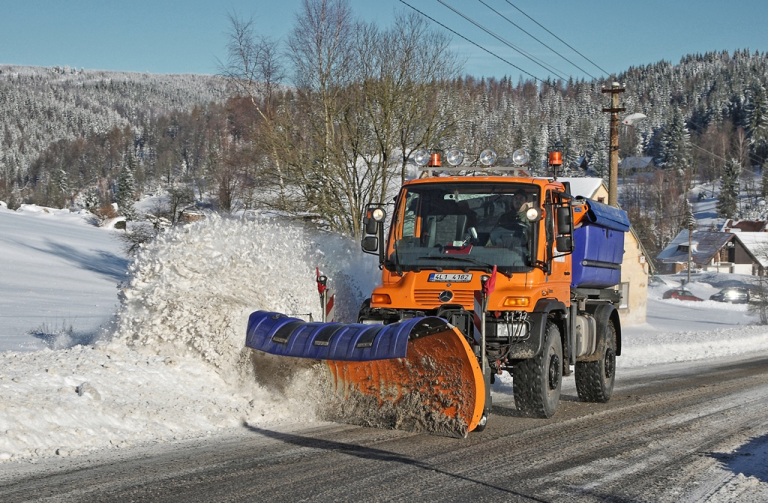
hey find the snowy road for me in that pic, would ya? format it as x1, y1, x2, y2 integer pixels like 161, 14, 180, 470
2, 352, 767, 502
2, 207, 767, 501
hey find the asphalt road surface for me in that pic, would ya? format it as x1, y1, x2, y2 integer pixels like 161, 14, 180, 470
2, 355, 768, 502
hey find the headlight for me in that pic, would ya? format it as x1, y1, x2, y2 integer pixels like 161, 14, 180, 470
497, 322, 527, 338
445, 149, 464, 166
479, 148, 498, 166
512, 148, 530, 165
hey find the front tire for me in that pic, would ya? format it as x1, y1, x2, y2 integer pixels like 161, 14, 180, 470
575, 319, 617, 403
472, 413, 488, 432
513, 322, 562, 418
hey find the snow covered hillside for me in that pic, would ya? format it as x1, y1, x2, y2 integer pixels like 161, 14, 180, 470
0, 204, 767, 473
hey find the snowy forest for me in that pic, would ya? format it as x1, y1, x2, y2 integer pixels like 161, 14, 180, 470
2, 3, 768, 264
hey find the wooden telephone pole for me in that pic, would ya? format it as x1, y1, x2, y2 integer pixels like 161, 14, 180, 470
602, 82, 625, 207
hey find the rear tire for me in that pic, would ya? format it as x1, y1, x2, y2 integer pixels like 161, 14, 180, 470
513, 322, 562, 418
575, 319, 617, 403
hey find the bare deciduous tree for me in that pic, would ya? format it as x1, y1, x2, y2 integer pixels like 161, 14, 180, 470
356, 11, 462, 193
221, 12, 289, 210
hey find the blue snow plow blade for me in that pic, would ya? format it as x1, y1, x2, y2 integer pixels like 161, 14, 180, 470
583, 199, 631, 232
246, 310, 424, 361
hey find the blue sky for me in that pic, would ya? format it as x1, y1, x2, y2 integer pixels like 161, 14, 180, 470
2, 1, 768, 82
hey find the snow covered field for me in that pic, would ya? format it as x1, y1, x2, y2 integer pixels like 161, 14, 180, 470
0, 204, 766, 497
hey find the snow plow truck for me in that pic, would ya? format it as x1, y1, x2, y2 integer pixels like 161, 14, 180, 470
246, 147, 630, 438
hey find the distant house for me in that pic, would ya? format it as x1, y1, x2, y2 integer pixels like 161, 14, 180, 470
656, 230, 766, 276
619, 156, 655, 175
721, 219, 768, 233
727, 232, 768, 274
561, 177, 651, 326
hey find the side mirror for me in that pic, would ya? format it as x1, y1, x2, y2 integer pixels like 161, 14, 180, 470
556, 235, 573, 253
365, 217, 378, 235
361, 236, 379, 253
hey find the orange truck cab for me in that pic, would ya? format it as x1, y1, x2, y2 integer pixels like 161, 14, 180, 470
360, 168, 629, 419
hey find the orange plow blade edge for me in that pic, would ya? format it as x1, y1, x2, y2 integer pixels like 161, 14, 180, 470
325, 325, 485, 438
245, 311, 485, 438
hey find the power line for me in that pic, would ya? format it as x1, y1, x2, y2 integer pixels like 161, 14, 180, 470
690, 142, 761, 177
503, 0, 611, 77
437, 0, 569, 81
476, 0, 598, 80
398, 0, 544, 82
684, 119, 765, 174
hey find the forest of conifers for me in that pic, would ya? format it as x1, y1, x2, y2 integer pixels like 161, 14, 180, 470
1, 7, 767, 260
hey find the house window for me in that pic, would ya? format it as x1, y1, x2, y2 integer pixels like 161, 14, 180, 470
598, 197, 605, 203
619, 282, 630, 309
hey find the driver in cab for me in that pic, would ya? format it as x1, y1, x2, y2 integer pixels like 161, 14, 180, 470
489, 192, 531, 248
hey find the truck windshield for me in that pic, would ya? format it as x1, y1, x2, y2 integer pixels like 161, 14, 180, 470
388, 182, 539, 274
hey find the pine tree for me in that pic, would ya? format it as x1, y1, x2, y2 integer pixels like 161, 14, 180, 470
659, 108, 692, 187
746, 84, 768, 196
717, 158, 741, 218
683, 197, 696, 230
115, 161, 136, 220
747, 84, 768, 160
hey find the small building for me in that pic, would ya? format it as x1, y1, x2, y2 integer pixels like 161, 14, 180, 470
561, 177, 650, 326
721, 219, 768, 233
619, 156, 655, 175
726, 232, 768, 274
656, 230, 766, 276
180, 208, 205, 223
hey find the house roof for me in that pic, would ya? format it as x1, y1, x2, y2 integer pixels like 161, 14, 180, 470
731, 232, 768, 267
656, 230, 736, 266
722, 219, 768, 232
558, 177, 604, 199
619, 157, 654, 170
657, 230, 768, 268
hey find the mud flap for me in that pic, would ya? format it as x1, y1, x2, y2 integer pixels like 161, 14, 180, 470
245, 311, 485, 437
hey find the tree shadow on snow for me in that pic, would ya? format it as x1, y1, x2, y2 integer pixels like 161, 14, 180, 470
243, 423, 549, 501
28, 320, 107, 350
23, 239, 129, 282
707, 433, 768, 483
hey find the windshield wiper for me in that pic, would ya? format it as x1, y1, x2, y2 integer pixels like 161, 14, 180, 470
419, 255, 508, 275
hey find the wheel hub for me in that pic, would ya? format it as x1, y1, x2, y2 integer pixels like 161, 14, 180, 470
548, 353, 560, 390
605, 347, 616, 379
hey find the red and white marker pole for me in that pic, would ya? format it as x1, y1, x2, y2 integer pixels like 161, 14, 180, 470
316, 268, 335, 323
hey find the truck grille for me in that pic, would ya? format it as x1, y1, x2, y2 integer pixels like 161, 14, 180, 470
413, 289, 475, 308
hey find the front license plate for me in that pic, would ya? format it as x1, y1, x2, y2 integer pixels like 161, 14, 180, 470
428, 273, 472, 283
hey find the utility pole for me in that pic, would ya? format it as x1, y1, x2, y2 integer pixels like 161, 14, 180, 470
602, 82, 625, 207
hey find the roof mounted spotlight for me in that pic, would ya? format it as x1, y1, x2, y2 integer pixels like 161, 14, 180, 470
479, 148, 498, 167
410, 148, 430, 167
445, 149, 464, 167
512, 148, 530, 166
371, 207, 386, 223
